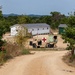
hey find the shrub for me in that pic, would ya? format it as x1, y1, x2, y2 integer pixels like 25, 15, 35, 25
0, 42, 31, 65
0, 51, 11, 65
3, 42, 23, 57
0, 40, 5, 51
70, 54, 75, 62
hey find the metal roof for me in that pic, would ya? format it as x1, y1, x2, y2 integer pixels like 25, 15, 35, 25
11, 23, 50, 28
58, 24, 67, 28
23, 23, 50, 28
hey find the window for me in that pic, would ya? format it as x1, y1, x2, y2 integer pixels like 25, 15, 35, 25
38, 28, 39, 30
32, 29, 34, 31
47, 27, 48, 29
16, 29, 18, 32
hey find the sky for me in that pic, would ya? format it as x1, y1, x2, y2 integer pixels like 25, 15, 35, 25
0, 0, 75, 15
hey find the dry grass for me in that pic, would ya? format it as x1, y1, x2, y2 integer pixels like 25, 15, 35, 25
4, 42, 23, 57
0, 42, 22, 65
0, 42, 30, 66
63, 51, 75, 67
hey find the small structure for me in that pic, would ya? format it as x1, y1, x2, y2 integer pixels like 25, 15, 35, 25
10, 23, 50, 36
58, 24, 67, 34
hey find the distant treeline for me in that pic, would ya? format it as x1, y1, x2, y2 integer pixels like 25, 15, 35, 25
0, 11, 75, 38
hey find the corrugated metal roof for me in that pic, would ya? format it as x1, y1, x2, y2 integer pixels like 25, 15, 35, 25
23, 23, 50, 28
11, 23, 50, 28
58, 24, 67, 27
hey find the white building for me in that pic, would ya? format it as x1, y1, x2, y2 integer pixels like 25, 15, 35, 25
10, 23, 50, 36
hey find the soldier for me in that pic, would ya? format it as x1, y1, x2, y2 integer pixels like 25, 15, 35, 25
53, 35, 58, 47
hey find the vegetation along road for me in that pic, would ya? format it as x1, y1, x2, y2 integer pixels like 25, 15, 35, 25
0, 51, 75, 75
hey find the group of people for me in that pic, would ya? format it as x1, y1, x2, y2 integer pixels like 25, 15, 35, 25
29, 35, 58, 48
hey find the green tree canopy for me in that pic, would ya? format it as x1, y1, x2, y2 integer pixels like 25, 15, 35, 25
68, 15, 75, 27
0, 10, 3, 19
62, 27, 75, 50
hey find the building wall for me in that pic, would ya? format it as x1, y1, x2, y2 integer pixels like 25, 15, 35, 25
11, 25, 28, 36
11, 26, 18, 36
28, 27, 50, 35
11, 26, 50, 36
59, 27, 65, 34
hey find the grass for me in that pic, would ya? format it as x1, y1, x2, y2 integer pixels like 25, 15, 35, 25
29, 47, 61, 51
22, 49, 30, 55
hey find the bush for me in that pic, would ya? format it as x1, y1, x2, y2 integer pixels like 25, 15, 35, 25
70, 54, 75, 62
0, 51, 11, 65
66, 46, 72, 50
63, 51, 75, 62
3, 42, 23, 57
0, 40, 5, 51
0, 52, 6, 65
0, 42, 31, 65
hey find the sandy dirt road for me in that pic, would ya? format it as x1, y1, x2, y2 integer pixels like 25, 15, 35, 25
0, 51, 75, 75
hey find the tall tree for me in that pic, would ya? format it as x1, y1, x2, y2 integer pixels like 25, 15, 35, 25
0, 10, 4, 39
68, 15, 75, 27
18, 15, 27, 24
0, 10, 3, 19
50, 11, 65, 29
14, 25, 31, 46
62, 27, 75, 55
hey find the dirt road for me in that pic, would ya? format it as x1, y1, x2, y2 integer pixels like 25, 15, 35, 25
0, 51, 75, 75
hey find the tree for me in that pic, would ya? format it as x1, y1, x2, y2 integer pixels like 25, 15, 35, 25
68, 15, 75, 27
62, 27, 75, 55
15, 25, 31, 47
0, 10, 3, 19
62, 12, 75, 53
50, 11, 66, 29
0, 10, 4, 39
0, 10, 5, 51
0, 25, 3, 39
50, 11, 60, 17
60, 17, 68, 24
18, 15, 27, 24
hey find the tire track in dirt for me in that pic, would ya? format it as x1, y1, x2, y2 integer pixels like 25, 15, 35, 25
0, 51, 75, 75
24, 51, 75, 75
